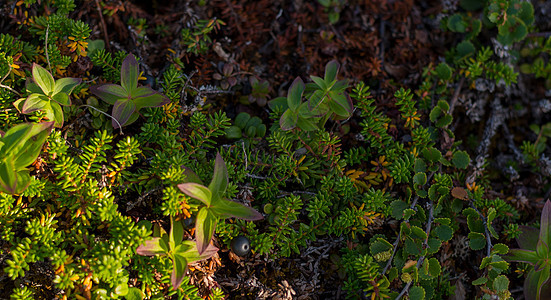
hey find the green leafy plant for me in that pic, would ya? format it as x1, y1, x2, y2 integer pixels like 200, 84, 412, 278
90, 54, 170, 128
136, 217, 218, 290
177, 153, 263, 254
224, 112, 267, 139
269, 60, 353, 131
0, 121, 53, 194
13, 63, 81, 127
504, 200, 551, 300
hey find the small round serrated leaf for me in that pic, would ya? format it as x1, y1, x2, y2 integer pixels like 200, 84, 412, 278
452, 151, 470, 169
409, 286, 425, 300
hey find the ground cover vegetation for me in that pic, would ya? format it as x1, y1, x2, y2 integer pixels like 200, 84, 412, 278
0, 0, 551, 299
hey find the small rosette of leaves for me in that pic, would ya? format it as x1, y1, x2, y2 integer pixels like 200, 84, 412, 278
177, 153, 263, 254
90, 54, 170, 128
14, 64, 81, 128
136, 217, 218, 290
269, 60, 353, 131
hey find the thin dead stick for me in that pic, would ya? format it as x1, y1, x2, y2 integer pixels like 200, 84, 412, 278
45, 24, 52, 73
95, 0, 111, 51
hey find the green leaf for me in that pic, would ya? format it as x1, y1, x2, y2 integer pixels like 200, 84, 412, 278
280, 109, 298, 131
114, 282, 129, 296
0, 159, 17, 194
177, 240, 219, 264
434, 225, 453, 241
492, 243, 509, 255
471, 277, 487, 285
390, 200, 409, 220
310, 75, 327, 90
468, 232, 486, 250
435, 62, 452, 80
132, 89, 170, 109
411, 225, 427, 240
21, 94, 49, 114
195, 207, 217, 254
32, 63, 55, 95
329, 91, 352, 117
90, 84, 128, 105
235, 112, 251, 129
493, 275, 509, 292
112, 99, 137, 128
171, 253, 188, 290
51, 92, 70, 106
422, 147, 442, 163
324, 60, 339, 83
307, 90, 325, 115
517, 225, 540, 251
268, 97, 288, 111
409, 286, 425, 300
287, 77, 305, 111
211, 199, 263, 221
456, 40, 475, 61
295, 112, 317, 129
525, 265, 551, 300
436, 114, 452, 128
50, 101, 64, 128
121, 54, 139, 93
136, 237, 166, 256
540, 200, 551, 249
169, 217, 185, 250
447, 14, 466, 32
427, 238, 442, 255
370, 238, 393, 255
12, 126, 51, 169
452, 151, 470, 169
427, 258, 441, 277
224, 126, 242, 139
405, 237, 422, 255
208, 153, 229, 202
413, 172, 427, 185
487, 208, 498, 238
125, 287, 144, 300
177, 183, 212, 205
53, 77, 81, 95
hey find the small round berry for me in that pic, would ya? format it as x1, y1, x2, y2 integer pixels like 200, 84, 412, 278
231, 235, 251, 257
